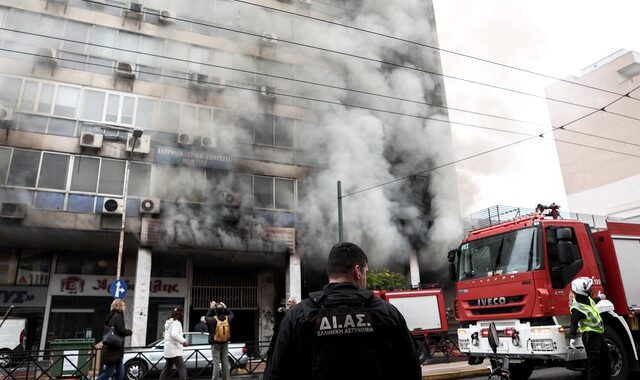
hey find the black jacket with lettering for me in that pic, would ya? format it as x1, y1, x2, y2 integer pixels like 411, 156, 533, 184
264, 282, 421, 380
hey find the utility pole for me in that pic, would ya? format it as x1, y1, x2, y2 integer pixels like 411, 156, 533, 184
337, 180, 343, 242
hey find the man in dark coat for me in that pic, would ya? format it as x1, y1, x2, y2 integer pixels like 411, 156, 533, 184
97, 299, 132, 380
264, 242, 421, 380
194, 316, 208, 333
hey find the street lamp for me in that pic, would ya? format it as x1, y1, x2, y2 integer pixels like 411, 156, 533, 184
116, 128, 143, 280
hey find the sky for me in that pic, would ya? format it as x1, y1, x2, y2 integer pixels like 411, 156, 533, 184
432, 0, 640, 214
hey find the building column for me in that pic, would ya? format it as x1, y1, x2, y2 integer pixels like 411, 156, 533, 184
131, 247, 151, 346
409, 250, 421, 287
258, 270, 275, 353
286, 250, 301, 303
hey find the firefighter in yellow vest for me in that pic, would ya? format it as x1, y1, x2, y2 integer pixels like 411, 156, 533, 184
568, 277, 609, 380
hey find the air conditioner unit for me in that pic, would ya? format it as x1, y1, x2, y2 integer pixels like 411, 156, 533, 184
260, 85, 276, 100
210, 76, 226, 91
140, 198, 161, 214
0, 202, 26, 219
125, 2, 144, 19
79, 132, 104, 148
115, 61, 137, 79
158, 9, 174, 24
177, 133, 193, 145
298, 0, 312, 5
262, 32, 278, 45
102, 198, 124, 214
222, 192, 241, 207
188, 72, 210, 88
126, 134, 151, 154
195, 136, 213, 147
35, 47, 58, 67
0, 107, 14, 123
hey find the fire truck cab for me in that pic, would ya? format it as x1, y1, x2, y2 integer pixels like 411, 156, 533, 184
449, 213, 640, 380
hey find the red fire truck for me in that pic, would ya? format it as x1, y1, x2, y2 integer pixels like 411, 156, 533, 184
448, 209, 640, 379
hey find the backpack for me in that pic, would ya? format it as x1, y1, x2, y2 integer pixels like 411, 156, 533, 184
213, 316, 230, 343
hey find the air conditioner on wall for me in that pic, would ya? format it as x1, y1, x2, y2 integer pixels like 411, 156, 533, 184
115, 61, 137, 79
195, 136, 213, 147
262, 32, 278, 45
125, 2, 144, 19
177, 133, 193, 145
188, 72, 209, 88
222, 192, 241, 207
79, 132, 104, 148
140, 198, 161, 214
0, 202, 26, 219
102, 198, 124, 214
260, 85, 276, 100
158, 9, 174, 24
126, 133, 151, 154
35, 47, 58, 67
0, 107, 14, 123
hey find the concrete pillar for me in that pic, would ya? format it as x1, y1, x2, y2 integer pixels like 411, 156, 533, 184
131, 247, 152, 346
258, 270, 275, 353
286, 250, 301, 303
409, 250, 421, 287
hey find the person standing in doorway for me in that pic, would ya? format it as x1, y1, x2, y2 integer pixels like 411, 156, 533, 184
158, 307, 188, 380
264, 242, 421, 380
97, 299, 132, 380
206, 301, 234, 380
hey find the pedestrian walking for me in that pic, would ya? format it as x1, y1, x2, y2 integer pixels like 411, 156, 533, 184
97, 299, 132, 380
569, 277, 609, 380
264, 242, 421, 380
158, 307, 189, 380
205, 301, 234, 380
194, 316, 208, 333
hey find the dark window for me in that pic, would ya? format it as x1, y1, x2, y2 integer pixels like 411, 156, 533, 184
255, 115, 274, 145
16, 251, 51, 286
38, 153, 69, 190
275, 211, 295, 227
7, 149, 40, 187
275, 117, 294, 147
254, 176, 273, 208
70, 156, 99, 192
55, 251, 118, 275
275, 179, 294, 210
98, 159, 125, 195
151, 255, 186, 278
48, 118, 77, 137
67, 194, 95, 213
35, 191, 65, 210
128, 162, 151, 197
0, 147, 11, 184
0, 249, 19, 285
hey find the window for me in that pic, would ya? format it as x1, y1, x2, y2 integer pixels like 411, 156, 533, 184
48, 118, 77, 137
0, 147, 11, 184
255, 115, 274, 145
254, 176, 273, 208
54, 86, 80, 117
35, 191, 65, 211
0, 76, 22, 108
38, 153, 69, 190
275, 118, 294, 147
16, 251, 50, 286
70, 156, 99, 192
67, 194, 95, 212
275, 179, 294, 210
62, 21, 90, 54
92, 27, 117, 59
38, 84, 54, 113
158, 101, 179, 132
19, 81, 38, 111
7, 149, 40, 187
0, 250, 18, 285
55, 251, 117, 275
151, 255, 186, 278
135, 98, 156, 128
105, 94, 119, 122
98, 159, 125, 195
128, 162, 151, 197
81, 90, 106, 121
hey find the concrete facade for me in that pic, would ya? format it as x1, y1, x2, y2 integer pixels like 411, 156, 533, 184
545, 50, 640, 219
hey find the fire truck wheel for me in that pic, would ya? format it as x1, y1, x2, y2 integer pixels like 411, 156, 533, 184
508, 361, 533, 380
605, 328, 629, 380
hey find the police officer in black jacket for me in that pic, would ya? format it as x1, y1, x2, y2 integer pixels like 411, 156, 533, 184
264, 242, 421, 380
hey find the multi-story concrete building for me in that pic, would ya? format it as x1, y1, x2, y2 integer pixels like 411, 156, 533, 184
545, 50, 640, 219
0, 0, 460, 350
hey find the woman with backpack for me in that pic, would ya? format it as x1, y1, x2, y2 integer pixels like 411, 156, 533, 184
97, 299, 132, 380
205, 301, 234, 380
159, 307, 188, 380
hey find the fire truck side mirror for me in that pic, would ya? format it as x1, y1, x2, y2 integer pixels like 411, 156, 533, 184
556, 228, 575, 265
447, 249, 458, 281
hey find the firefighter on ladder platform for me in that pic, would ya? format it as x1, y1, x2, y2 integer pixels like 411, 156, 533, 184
568, 277, 610, 380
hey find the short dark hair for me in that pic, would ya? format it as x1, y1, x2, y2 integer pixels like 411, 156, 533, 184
327, 242, 368, 278
170, 306, 183, 322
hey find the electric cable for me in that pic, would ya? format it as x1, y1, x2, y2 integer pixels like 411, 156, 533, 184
229, 0, 635, 100
71, 1, 640, 124
0, 27, 551, 129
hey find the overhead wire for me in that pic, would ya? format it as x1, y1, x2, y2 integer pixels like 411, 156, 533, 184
229, 0, 636, 100
0, 27, 550, 129
74, 0, 640, 124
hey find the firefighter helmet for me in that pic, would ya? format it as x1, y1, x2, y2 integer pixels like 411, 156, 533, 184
571, 277, 593, 296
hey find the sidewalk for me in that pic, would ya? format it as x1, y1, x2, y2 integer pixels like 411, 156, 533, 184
422, 359, 489, 380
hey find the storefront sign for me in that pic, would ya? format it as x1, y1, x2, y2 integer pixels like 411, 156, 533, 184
50, 275, 187, 297
0, 286, 47, 307
264, 227, 296, 252
155, 146, 232, 170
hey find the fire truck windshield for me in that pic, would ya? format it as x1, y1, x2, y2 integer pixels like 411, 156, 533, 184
457, 227, 541, 281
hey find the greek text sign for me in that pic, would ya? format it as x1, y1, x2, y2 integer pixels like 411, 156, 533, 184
0, 286, 47, 307
155, 146, 231, 170
50, 275, 187, 297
